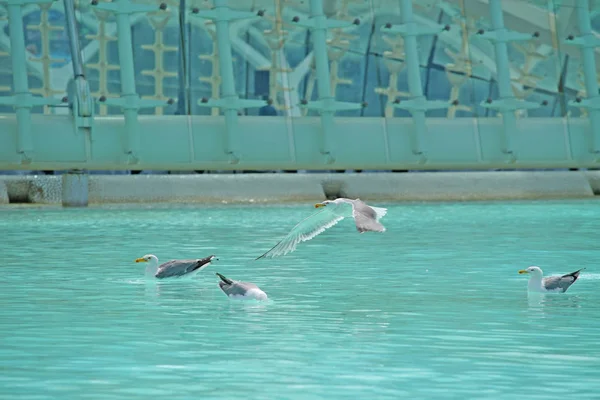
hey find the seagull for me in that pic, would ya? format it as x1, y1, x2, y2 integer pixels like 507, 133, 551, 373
216, 273, 268, 301
256, 198, 387, 259
518, 266, 585, 293
135, 254, 217, 279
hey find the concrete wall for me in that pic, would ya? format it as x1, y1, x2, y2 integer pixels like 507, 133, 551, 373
0, 171, 598, 205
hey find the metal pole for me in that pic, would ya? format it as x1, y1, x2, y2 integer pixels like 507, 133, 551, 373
63, 0, 85, 77
309, 0, 335, 162
213, 0, 239, 160
114, 6, 140, 159
177, 0, 188, 115
400, 0, 425, 156
7, 1, 33, 159
488, 0, 516, 156
575, 0, 600, 153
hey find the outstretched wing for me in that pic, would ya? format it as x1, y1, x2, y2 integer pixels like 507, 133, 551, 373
155, 256, 214, 279
256, 208, 345, 259
351, 200, 386, 233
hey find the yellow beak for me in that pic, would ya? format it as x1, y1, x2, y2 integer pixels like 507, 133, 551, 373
518, 270, 529, 274
135, 258, 147, 263
314, 203, 325, 208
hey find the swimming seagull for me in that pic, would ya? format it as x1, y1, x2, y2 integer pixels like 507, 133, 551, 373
518, 266, 585, 293
216, 273, 268, 301
135, 254, 217, 279
256, 198, 387, 259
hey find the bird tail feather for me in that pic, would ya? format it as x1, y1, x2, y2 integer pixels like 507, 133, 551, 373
571, 268, 586, 277
216, 272, 233, 285
371, 206, 387, 220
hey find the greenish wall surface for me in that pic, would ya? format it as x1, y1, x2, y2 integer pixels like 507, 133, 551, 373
0, 115, 597, 170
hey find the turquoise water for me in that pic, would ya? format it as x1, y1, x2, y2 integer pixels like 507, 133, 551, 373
1, 200, 600, 399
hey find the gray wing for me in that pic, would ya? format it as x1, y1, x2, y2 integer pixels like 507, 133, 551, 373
155, 256, 213, 279
351, 200, 386, 233
256, 208, 345, 259
542, 268, 584, 293
220, 281, 258, 297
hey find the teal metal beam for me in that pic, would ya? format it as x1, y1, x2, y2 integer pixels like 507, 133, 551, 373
477, 0, 540, 162
0, 0, 64, 164
383, 0, 451, 164
91, 0, 173, 165
565, 0, 600, 158
191, 1, 266, 164
292, 0, 365, 165
1, 115, 599, 171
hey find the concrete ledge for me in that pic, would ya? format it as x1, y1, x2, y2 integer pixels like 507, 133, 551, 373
330, 171, 595, 201
0, 171, 596, 205
88, 174, 325, 204
0, 180, 8, 204
584, 171, 600, 195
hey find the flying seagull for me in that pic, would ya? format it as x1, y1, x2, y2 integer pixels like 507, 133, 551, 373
216, 272, 268, 301
135, 254, 217, 279
518, 266, 585, 293
256, 198, 387, 259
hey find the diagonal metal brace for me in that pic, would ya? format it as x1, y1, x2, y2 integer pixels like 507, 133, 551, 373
299, 99, 366, 113
92, 1, 161, 14
190, 7, 261, 22
381, 22, 449, 37
476, 29, 537, 44
481, 98, 541, 112
391, 98, 454, 112
3, 0, 55, 5
292, 15, 358, 30
0, 94, 65, 107
99, 96, 174, 110
197, 97, 266, 111
563, 34, 600, 49
569, 97, 600, 110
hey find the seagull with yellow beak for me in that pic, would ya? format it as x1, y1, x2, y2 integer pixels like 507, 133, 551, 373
256, 198, 387, 259
518, 266, 585, 293
135, 254, 217, 279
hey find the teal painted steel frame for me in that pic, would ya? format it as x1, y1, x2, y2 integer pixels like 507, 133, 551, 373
190, 0, 267, 164
1, 0, 600, 172
383, 0, 452, 164
91, 0, 172, 165
477, 0, 541, 163
292, 0, 365, 164
0, 0, 64, 164
565, 0, 600, 159
0, 115, 597, 171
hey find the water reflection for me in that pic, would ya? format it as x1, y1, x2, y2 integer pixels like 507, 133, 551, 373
526, 292, 583, 313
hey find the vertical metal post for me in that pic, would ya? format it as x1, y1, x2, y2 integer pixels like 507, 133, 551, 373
114, 6, 140, 161
177, 0, 189, 115
7, 1, 33, 161
213, 0, 239, 162
576, 0, 600, 154
91, 0, 170, 161
191, 4, 265, 162
488, 0, 516, 158
400, 0, 425, 157
309, 0, 335, 163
